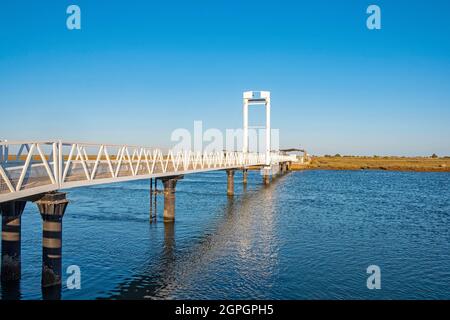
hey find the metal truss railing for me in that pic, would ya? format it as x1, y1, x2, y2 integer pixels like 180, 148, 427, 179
0, 140, 295, 203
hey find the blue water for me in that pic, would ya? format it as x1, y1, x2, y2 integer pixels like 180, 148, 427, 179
1, 170, 449, 299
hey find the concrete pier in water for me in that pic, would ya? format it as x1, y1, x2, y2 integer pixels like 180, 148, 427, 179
242, 169, 248, 184
227, 169, 235, 196
162, 176, 183, 222
1, 201, 26, 282
35, 192, 69, 288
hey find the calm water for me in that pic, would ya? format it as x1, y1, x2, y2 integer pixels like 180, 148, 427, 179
1, 170, 449, 299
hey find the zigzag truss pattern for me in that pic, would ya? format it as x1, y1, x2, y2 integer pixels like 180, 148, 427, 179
0, 140, 295, 203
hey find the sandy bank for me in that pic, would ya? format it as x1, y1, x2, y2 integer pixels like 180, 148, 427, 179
291, 156, 450, 172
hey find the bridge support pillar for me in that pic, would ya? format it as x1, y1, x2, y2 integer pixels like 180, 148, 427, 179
35, 192, 68, 288
242, 169, 248, 184
162, 176, 183, 222
1, 201, 26, 282
150, 178, 157, 222
262, 167, 271, 185
226, 169, 235, 196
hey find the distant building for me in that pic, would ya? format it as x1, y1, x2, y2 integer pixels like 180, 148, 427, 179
279, 148, 310, 163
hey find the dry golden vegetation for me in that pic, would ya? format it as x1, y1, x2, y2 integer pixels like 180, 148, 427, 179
6, 155, 450, 172
292, 156, 450, 172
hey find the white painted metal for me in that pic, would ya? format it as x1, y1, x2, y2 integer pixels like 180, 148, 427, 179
0, 165, 14, 193
242, 91, 271, 165
36, 144, 56, 185
243, 98, 249, 153
265, 94, 271, 166
16, 143, 35, 192
0, 140, 294, 203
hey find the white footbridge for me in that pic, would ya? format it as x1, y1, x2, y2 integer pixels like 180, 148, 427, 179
0, 91, 298, 288
0, 91, 296, 203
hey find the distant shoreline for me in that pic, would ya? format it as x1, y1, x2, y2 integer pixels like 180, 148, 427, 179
291, 156, 450, 172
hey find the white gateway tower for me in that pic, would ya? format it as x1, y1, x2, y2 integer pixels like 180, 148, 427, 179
243, 91, 271, 166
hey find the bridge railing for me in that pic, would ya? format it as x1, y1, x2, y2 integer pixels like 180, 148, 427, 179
0, 140, 294, 202
0, 141, 60, 201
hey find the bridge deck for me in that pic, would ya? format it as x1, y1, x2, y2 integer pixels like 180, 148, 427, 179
0, 141, 295, 203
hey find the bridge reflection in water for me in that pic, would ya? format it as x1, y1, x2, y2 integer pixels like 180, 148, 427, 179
0, 168, 289, 300
103, 175, 284, 300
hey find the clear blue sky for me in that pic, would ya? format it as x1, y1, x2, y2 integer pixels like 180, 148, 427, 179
1, 0, 449, 155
